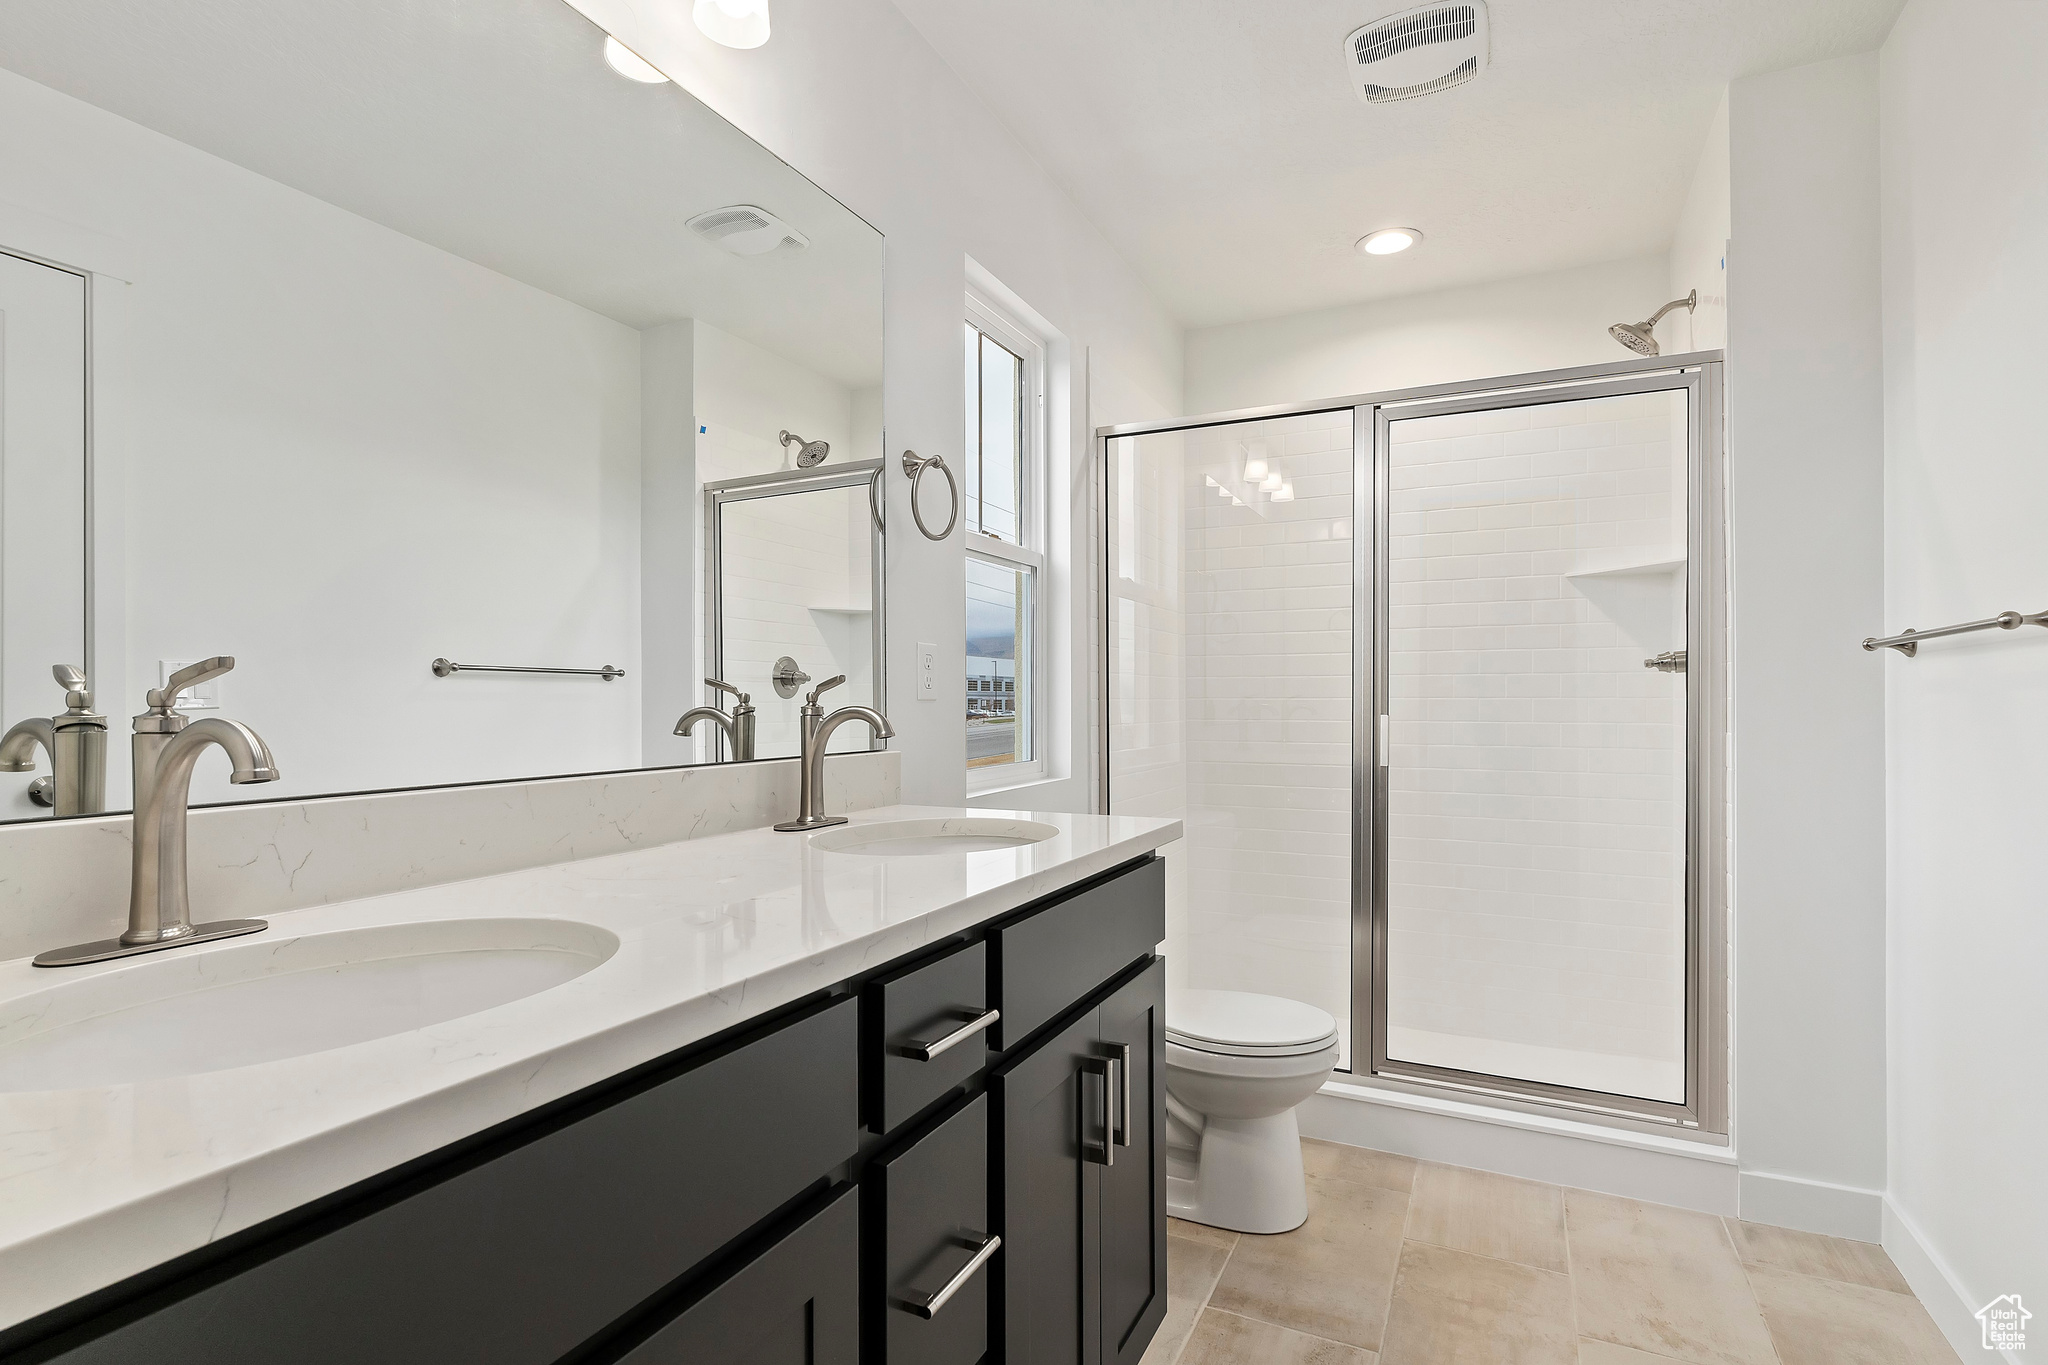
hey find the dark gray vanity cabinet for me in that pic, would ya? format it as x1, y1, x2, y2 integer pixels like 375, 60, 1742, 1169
992, 958, 1167, 1365
1, 854, 1167, 1365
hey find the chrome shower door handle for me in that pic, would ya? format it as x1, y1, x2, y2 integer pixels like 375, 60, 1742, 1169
899, 1008, 999, 1062
898, 1233, 1002, 1319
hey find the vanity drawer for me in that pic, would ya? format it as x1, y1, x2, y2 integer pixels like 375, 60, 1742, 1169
871, 1093, 995, 1365
37, 996, 858, 1365
989, 857, 1164, 1051
616, 1184, 860, 1365
864, 939, 993, 1134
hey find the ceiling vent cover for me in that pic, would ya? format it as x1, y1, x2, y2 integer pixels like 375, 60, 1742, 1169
1344, 2, 1489, 105
685, 204, 810, 257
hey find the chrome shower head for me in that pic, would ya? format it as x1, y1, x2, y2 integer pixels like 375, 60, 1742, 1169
1608, 290, 1698, 357
779, 430, 830, 468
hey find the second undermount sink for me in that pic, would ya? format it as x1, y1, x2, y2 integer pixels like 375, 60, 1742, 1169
0, 917, 617, 1092
808, 817, 1060, 857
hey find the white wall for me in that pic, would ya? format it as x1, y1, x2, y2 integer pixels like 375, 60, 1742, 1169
1725, 53, 1889, 1234
1183, 256, 1670, 415
564, 0, 1185, 808
0, 68, 644, 808
1669, 94, 1730, 355
1879, 0, 2047, 1346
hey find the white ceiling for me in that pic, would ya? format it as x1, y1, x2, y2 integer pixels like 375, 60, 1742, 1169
0, 0, 885, 385
889, 0, 1904, 328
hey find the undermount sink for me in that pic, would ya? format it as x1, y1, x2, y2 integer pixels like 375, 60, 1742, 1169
808, 817, 1060, 857
0, 918, 617, 1092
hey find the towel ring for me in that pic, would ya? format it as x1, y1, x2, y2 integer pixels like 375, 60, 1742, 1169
902, 449, 959, 541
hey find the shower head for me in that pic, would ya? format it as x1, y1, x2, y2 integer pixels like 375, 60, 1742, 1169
1608, 290, 1698, 357
779, 430, 830, 468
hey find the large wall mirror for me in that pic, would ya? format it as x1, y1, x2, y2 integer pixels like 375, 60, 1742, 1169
0, 0, 885, 823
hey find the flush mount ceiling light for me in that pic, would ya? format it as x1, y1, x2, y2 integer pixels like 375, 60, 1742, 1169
694, 0, 771, 48
1357, 227, 1422, 256
602, 36, 669, 83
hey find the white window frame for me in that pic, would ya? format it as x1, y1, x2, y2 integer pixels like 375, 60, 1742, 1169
965, 291, 1048, 791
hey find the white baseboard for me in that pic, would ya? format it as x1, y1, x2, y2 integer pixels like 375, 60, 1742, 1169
1302, 1080, 1738, 1214
1883, 1196, 2017, 1363
1736, 1169, 1884, 1242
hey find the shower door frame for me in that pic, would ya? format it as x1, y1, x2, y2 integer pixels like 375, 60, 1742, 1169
1096, 350, 1727, 1139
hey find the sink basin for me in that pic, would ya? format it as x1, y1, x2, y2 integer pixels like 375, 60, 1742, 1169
809, 817, 1060, 857
0, 918, 617, 1092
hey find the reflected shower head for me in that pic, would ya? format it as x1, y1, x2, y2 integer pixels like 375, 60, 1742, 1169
1608, 290, 1697, 357
779, 430, 829, 468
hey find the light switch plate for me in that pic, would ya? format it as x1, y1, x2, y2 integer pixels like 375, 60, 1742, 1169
917, 642, 938, 700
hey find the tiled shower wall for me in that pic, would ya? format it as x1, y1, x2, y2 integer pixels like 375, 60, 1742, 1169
1384, 390, 1687, 1100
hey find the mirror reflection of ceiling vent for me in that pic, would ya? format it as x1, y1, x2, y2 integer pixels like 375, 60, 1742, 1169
1344, 2, 1489, 105
685, 204, 810, 257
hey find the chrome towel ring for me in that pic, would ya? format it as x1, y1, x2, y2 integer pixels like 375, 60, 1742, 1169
902, 449, 959, 541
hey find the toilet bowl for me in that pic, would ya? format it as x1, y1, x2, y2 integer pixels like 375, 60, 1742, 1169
1164, 989, 1341, 1234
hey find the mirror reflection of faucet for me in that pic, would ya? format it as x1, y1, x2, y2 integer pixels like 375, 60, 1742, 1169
34, 657, 282, 967
775, 675, 893, 832
675, 677, 757, 762
0, 664, 109, 816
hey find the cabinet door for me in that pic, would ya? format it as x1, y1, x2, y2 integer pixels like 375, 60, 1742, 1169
991, 1008, 1104, 1365
618, 1184, 859, 1365
1096, 961, 1166, 1365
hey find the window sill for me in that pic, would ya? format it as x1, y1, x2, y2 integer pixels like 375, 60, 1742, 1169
965, 771, 1060, 801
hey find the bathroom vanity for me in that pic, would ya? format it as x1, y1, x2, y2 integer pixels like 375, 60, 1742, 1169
0, 807, 1178, 1365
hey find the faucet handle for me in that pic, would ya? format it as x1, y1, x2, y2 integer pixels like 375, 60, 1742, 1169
147, 656, 234, 712
704, 676, 751, 707
806, 675, 846, 707
52, 664, 90, 710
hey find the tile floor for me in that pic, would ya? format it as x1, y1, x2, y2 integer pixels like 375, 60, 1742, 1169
1142, 1139, 1960, 1365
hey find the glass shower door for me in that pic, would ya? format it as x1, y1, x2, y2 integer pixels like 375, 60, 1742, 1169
1370, 372, 1711, 1118
1107, 410, 1357, 1066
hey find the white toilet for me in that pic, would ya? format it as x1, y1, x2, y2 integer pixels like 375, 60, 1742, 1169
1164, 989, 1342, 1234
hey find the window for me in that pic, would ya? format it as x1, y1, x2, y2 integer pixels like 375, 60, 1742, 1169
964, 297, 1045, 785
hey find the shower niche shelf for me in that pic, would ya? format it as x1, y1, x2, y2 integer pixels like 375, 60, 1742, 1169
1564, 556, 1685, 580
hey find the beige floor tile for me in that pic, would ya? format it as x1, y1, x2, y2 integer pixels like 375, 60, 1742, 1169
1140, 1233, 1238, 1365
1578, 1340, 1695, 1364
1170, 1217, 1242, 1252
1565, 1190, 1778, 1365
1406, 1162, 1570, 1272
1208, 1166, 1409, 1351
1725, 1218, 1911, 1295
1748, 1265, 1961, 1365
1179, 1308, 1377, 1365
1303, 1139, 1418, 1194
1378, 1241, 1577, 1365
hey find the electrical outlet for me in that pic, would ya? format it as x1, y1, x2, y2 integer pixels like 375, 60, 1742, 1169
917, 642, 938, 700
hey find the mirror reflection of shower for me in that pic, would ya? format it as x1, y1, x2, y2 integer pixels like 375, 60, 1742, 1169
1608, 289, 1697, 356
779, 430, 830, 468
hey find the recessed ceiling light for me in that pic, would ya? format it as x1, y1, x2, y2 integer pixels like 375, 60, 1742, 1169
1357, 227, 1422, 256
694, 0, 771, 49
602, 36, 668, 83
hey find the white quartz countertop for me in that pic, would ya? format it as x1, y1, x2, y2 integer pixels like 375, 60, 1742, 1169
0, 804, 1180, 1332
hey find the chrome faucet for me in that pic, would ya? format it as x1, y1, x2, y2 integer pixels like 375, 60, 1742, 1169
0, 665, 108, 816
35, 680, 280, 968
774, 675, 892, 832
675, 677, 757, 761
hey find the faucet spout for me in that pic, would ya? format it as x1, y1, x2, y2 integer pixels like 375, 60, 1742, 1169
775, 704, 892, 832
0, 717, 56, 773
125, 718, 280, 947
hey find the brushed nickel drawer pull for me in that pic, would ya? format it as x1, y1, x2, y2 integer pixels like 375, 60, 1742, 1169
901, 1233, 1002, 1319
900, 1008, 999, 1062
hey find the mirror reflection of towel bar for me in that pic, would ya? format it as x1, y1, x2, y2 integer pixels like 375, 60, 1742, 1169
431, 658, 624, 680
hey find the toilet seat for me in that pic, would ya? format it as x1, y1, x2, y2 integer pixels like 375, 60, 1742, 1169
1166, 989, 1339, 1059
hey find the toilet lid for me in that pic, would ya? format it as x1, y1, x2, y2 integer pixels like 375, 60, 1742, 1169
1167, 989, 1340, 1058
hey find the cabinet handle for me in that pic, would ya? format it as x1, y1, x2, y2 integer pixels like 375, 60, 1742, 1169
1113, 1042, 1133, 1149
1081, 1057, 1114, 1166
899, 1233, 1002, 1319
898, 1008, 1000, 1062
